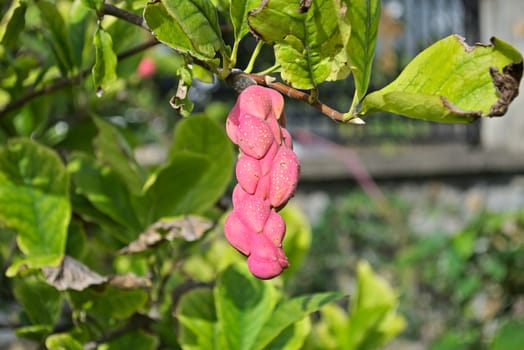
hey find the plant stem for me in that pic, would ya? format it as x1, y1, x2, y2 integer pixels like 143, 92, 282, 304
0, 40, 159, 119
248, 74, 349, 123
244, 41, 264, 74
103, 4, 149, 31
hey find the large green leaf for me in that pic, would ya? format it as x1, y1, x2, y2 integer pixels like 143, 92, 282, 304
214, 263, 279, 350
169, 115, 234, 214
93, 117, 145, 195
346, 0, 381, 114
68, 285, 148, 321
13, 276, 62, 327
68, 153, 143, 238
360, 35, 523, 123
253, 291, 345, 350
36, 0, 76, 75
141, 152, 210, 221
248, 0, 350, 89
144, 0, 225, 61
0, 139, 70, 275
176, 287, 222, 350
92, 26, 118, 94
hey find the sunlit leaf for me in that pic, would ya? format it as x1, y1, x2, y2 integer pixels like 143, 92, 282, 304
248, 0, 349, 89
230, 0, 259, 44
253, 291, 345, 350
144, 0, 225, 61
360, 35, 523, 123
92, 26, 118, 94
346, 0, 381, 114
0, 139, 69, 275
214, 263, 278, 350
46, 333, 83, 350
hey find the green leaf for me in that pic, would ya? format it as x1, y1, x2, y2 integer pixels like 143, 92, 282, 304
92, 26, 118, 94
248, 0, 349, 89
1, 3, 26, 49
142, 152, 211, 221
214, 263, 279, 350
169, 115, 234, 214
36, 1, 76, 75
347, 261, 406, 350
68, 153, 142, 238
102, 330, 159, 350
46, 333, 83, 350
253, 291, 345, 350
346, 0, 381, 114
69, 285, 148, 321
230, 0, 259, 44
144, 0, 225, 61
0, 139, 70, 274
360, 35, 524, 123
13, 276, 62, 327
265, 317, 311, 350
177, 287, 222, 350
491, 320, 524, 350
93, 117, 145, 194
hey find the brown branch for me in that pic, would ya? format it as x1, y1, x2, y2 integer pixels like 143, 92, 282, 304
247, 74, 348, 123
0, 39, 159, 119
103, 4, 150, 31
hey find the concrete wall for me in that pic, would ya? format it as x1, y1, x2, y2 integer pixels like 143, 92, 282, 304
480, 0, 524, 153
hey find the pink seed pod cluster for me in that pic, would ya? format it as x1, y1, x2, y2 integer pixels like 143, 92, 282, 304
224, 85, 300, 279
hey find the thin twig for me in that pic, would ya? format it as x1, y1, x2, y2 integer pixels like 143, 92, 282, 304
0, 39, 159, 118
103, 4, 149, 31
248, 74, 348, 122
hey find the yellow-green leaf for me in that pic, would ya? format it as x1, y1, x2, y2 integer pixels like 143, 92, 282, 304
360, 35, 523, 123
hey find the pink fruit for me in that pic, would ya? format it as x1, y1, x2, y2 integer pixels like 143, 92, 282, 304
237, 115, 274, 159
236, 85, 274, 120
236, 195, 271, 233
258, 141, 278, 176
232, 184, 249, 208
247, 254, 284, 279
263, 210, 286, 247
266, 116, 282, 144
137, 57, 156, 78
254, 173, 270, 200
236, 155, 261, 194
281, 128, 293, 149
224, 210, 252, 255
269, 147, 300, 208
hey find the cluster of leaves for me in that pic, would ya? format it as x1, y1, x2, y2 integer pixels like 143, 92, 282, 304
307, 189, 524, 349
401, 209, 524, 349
